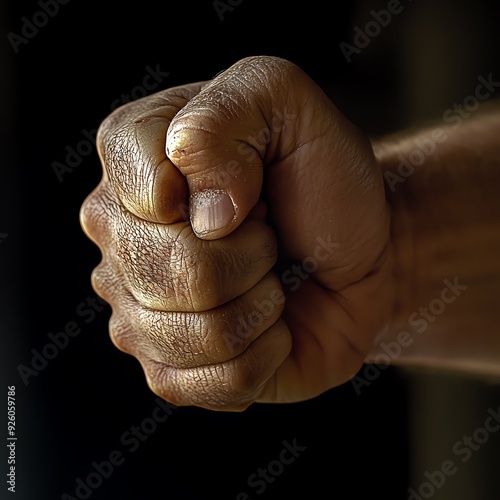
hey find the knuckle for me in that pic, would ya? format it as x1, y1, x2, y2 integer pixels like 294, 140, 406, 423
97, 110, 155, 221
91, 262, 117, 305
142, 358, 258, 410
96, 106, 133, 163
101, 122, 137, 192
80, 182, 105, 244
80, 180, 119, 247
97, 112, 146, 204
79, 194, 95, 240
108, 310, 157, 359
108, 312, 132, 354
142, 361, 184, 407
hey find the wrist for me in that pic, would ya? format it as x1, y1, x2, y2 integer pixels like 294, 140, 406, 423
365, 114, 500, 375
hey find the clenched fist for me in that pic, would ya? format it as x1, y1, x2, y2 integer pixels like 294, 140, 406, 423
80, 56, 394, 411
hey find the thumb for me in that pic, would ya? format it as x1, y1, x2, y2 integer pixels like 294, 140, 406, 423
165, 55, 298, 239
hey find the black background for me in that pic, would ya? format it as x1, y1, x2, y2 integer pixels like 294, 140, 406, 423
2, 1, 500, 499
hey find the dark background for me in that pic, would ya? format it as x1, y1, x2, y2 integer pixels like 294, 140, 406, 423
1, 1, 500, 499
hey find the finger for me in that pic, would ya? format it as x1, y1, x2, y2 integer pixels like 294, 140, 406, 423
109, 271, 286, 368
91, 259, 292, 411
96, 83, 205, 223
108, 310, 158, 360
165, 55, 299, 239
113, 211, 277, 312
139, 319, 292, 411
85, 181, 278, 312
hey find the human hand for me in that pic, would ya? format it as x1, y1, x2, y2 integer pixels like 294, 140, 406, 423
80, 55, 394, 411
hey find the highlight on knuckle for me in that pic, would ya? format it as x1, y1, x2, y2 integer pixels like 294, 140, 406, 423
108, 312, 131, 353
90, 262, 115, 304
80, 181, 117, 244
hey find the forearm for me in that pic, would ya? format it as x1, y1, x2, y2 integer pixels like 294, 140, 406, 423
367, 103, 500, 376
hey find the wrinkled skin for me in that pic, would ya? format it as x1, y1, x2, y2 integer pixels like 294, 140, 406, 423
80, 56, 395, 411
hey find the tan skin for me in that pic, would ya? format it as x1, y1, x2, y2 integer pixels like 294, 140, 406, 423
80, 56, 500, 411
